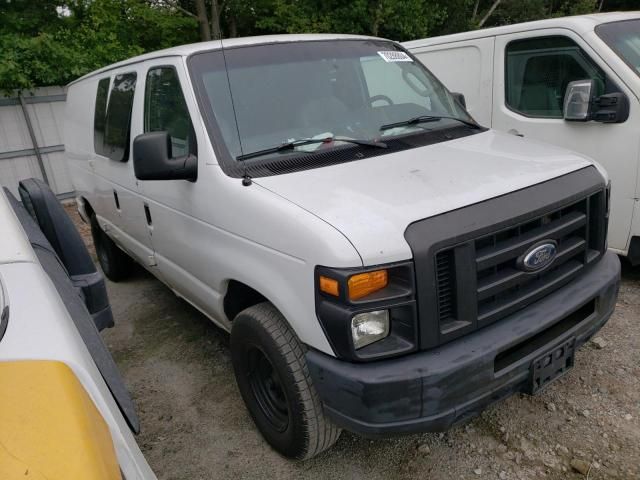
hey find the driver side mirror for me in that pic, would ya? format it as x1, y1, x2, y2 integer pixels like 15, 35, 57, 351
563, 79, 594, 121
451, 92, 466, 109
133, 131, 197, 181
564, 79, 630, 123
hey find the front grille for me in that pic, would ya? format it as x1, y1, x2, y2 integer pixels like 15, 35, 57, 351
435, 250, 456, 324
434, 189, 606, 338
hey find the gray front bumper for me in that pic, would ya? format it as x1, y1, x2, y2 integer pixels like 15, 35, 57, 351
306, 251, 620, 436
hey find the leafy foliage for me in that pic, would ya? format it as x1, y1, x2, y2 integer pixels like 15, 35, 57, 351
1, 0, 638, 91
0, 0, 198, 92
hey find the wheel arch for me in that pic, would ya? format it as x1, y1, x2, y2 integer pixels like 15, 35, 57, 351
78, 195, 95, 223
221, 279, 308, 344
223, 279, 272, 322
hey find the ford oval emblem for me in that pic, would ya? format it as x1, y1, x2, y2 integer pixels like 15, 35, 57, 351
518, 240, 558, 272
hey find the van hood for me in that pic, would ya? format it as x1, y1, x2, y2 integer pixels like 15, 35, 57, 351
254, 130, 595, 265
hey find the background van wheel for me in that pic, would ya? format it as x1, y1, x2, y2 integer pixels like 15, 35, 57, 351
90, 214, 133, 282
231, 302, 341, 459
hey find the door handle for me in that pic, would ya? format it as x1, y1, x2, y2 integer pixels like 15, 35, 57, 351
143, 204, 152, 226
508, 128, 524, 137
113, 190, 120, 211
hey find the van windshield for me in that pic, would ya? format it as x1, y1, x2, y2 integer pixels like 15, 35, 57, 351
596, 19, 640, 77
188, 39, 473, 168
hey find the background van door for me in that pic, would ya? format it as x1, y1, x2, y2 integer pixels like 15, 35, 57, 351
492, 29, 640, 255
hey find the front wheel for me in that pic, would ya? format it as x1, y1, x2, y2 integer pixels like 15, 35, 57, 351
231, 302, 341, 459
89, 214, 133, 282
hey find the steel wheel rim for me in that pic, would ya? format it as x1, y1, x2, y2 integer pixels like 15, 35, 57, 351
247, 346, 289, 432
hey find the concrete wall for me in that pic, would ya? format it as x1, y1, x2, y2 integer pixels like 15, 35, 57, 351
0, 86, 72, 197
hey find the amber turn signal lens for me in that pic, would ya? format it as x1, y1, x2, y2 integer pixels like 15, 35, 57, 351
319, 275, 340, 296
348, 270, 388, 300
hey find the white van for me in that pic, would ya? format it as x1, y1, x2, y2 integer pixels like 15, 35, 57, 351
66, 34, 620, 459
405, 12, 640, 264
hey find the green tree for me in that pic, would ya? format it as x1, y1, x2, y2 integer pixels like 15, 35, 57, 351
2, 0, 639, 91
0, 0, 198, 91
255, 0, 475, 41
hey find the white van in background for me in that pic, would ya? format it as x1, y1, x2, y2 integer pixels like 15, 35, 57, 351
405, 12, 640, 264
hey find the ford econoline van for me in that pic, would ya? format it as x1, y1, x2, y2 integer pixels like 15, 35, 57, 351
405, 12, 640, 265
65, 34, 620, 459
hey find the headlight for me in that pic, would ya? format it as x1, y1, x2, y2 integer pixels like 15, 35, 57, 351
315, 262, 417, 361
351, 310, 389, 349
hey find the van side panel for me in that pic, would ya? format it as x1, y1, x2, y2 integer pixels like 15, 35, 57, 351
408, 37, 495, 126
65, 78, 104, 218
66, 66, 157, 268
143, 162, 359, 355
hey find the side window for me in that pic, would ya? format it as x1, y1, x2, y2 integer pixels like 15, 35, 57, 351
93, 77, 110, 156
144, 66, 195, 158
505, 36, 607, 118
104, 72, 137, 162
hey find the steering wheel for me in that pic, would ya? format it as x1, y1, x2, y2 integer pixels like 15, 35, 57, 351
370, 95, 394, 106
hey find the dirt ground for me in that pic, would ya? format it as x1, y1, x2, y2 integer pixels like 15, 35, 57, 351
66, 205, 639, 480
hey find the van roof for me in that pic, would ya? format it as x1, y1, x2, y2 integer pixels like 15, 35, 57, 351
68, 33, 382, 86
403, 11, 640, 49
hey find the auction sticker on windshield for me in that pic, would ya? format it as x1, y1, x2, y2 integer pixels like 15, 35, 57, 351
377, 51, 413, 62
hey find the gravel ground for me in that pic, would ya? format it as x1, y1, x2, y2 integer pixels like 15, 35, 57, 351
66, 204, 639, 480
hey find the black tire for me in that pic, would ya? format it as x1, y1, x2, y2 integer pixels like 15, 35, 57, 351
90, 213, 133, 282
231, 302, 341, 459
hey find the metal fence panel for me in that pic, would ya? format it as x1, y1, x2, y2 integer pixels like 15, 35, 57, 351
0, 86, 72, 197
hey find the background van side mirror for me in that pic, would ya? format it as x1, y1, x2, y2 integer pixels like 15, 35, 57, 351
564, 79, 629, 124
133, 131, 197, 181
563, 79, 594, 121
451, 92, 466, 109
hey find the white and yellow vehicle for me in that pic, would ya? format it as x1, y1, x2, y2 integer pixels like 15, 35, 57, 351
0, 181, 155, 480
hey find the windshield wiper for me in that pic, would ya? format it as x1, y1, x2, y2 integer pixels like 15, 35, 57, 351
380, 115, 481, 132
236, 136, 387, 162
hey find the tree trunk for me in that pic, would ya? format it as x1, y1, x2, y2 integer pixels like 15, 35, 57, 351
598, 0, 605, 12
371, 1, 384, 37
211, 0, 222, 40
478, 0, 501, 28
228, 15, 238, 38
194, 0, 211, 41
471, 0, 480, 22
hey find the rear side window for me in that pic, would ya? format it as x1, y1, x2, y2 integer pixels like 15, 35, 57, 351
93, 78, 110, 156
104, 73, 137, 161
505, 36, 606, 118
144, 67, 195, 157
93, 72, 137, 161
